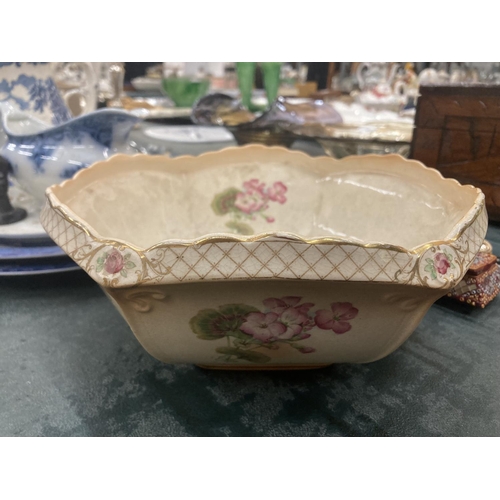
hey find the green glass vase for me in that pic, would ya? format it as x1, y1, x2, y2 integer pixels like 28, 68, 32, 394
261, 62, 282, 106
161, 77, 210, 108
236, 62, 256, 110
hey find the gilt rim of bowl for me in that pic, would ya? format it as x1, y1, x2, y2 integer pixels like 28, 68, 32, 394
40, 146, 487, 289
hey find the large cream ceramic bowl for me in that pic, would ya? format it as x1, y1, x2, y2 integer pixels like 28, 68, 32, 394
40, 146, 487, 370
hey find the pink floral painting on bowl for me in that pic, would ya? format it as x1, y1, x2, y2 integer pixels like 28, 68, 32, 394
211, 178, 287, 235
189, 296, 359, 364
424, 250, 455, 280
96, 249, 136, 278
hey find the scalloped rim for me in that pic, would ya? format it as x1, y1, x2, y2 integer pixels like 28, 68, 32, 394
44, 145, 485, 257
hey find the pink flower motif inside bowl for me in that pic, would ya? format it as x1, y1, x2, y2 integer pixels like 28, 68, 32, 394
434, 252, 451, 275
243, 179, 266, 196
104, 249, 124, 274
234, 191, 266, 214
315, 302, 359, 334
211, 177, 288, 233
267, 181, 287, 204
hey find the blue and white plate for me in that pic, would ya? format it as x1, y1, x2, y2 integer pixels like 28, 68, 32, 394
0, 242, 66, 260
0, 258, 81, 276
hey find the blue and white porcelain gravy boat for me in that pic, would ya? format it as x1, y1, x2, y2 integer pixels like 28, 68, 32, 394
0, 103, 141, 203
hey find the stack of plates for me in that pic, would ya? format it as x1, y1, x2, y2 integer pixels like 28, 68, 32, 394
0, 242, 80, 276
0, 185, 80, 276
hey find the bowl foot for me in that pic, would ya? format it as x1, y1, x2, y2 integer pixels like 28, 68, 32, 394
196, 363, 331, 371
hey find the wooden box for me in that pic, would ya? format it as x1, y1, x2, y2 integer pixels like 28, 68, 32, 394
410, 84, 500, 221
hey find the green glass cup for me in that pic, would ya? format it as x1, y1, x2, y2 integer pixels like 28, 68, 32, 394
161, 77, 210, 108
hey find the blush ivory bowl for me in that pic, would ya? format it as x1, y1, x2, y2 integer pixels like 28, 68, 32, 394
40, 146, 488, 370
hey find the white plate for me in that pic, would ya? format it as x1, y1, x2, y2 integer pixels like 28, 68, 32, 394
0, 183, 49, 242
143, 125, 234, 143
131, 77, 162, 91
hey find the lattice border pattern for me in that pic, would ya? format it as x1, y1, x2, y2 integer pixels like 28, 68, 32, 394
40, 197, 488, 290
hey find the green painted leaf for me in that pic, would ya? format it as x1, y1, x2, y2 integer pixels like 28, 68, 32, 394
215, 346, 245, 356
124, 253, 131, 259
430, 268, 437, 280
189, 304, 258, 340
233, 338, 252, 348
97, 255, 105, 265
125, 261, 136, 269
120, 269, 127, 277
96, 263, 104, 273
211, 188, 239, 215
190, 308, 226, 339
424, 264, 433, 273
196, 334, 226, 341
445, 253, 456, 269
228, 330, 253, 340
225, 220, 254, 235
220, 304, 258, 339
426, 258, 434, 265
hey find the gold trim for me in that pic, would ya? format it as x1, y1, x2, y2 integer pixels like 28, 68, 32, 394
40, 146, 488, 290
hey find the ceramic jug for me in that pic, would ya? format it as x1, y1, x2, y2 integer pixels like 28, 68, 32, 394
0, 62, 72, 125
0, 62, 97, 124
0, 103, 141, 204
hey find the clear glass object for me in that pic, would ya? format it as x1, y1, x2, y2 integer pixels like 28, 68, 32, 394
106, 62, 125, 108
